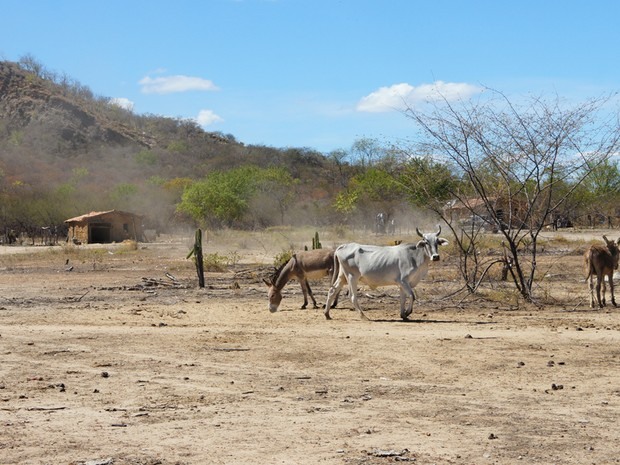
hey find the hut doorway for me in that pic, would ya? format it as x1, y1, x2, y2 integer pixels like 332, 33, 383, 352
90, 223, 112, 243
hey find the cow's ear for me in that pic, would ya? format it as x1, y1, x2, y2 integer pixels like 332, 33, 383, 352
416, 239, 427, 248
438, 238, 449, 246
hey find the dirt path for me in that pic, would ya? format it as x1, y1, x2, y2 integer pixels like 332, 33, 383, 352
1, 231, 619, 464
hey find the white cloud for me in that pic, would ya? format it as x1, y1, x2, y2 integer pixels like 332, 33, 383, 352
139, 75, 219, 94
357, 81, 482, 113
109, 97, 134, 111
196, 109, 224, 126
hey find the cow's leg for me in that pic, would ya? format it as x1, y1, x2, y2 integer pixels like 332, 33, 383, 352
398, 288, 407, 320
347, 275, 368, 320
330, 290, 340, 308
324, 275, 346, 319
399, 281, 415, 320
327, 269, 337, 309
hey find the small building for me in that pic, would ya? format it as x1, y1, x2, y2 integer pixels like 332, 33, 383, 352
65, 210, 144, 244
444, 197, 502, 222
445, 196, 531, 230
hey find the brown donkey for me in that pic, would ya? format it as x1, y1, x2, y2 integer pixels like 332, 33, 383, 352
585, 235, 620, 308
264, 248, 339, 313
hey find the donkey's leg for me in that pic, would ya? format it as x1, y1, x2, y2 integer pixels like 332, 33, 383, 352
596, 273, 604, 308
299, 278, 309, 309
306, 280, 319, 308
609, 275, 617, 307
589, 274, 596, 308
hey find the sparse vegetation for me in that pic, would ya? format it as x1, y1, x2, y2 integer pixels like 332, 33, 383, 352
273, 249, 294, 268
201, 252, 223, 272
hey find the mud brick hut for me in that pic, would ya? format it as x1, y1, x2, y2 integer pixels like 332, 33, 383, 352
65, 210, 144, 244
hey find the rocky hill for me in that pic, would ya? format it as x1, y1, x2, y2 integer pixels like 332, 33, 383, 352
0, 61, 334, 177
0, 59, 345, 233
0, 60, 335, 184
0, 60, 246, 155
0, 61, 156, 150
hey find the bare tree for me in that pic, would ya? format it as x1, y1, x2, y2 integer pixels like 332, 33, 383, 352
18, 54, 45, 77
397, 153, 500, 294
351, 137, 385, 168
403, 90, 620, 302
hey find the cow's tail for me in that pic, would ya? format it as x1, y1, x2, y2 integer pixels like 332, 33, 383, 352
330, 251, 340, 286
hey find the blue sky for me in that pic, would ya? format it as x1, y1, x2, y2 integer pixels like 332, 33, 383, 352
1, 0, 619, 153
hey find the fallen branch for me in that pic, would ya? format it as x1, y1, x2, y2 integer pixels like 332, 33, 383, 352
139, 277, 189, 289
75, 290, 90, 302
26, 406, 67, 411
210, 347, 250, 352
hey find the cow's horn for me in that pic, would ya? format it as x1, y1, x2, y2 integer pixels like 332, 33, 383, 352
436, 225, 442, 235
603, 235, 610, 244
416, 228, 423, 238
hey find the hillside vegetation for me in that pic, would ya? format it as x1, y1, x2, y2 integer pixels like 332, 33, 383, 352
0, 58, 357, 234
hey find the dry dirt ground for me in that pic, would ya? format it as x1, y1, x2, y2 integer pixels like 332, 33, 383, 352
1, 229, 620, 465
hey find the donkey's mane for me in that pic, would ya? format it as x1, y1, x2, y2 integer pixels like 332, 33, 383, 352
271, 254, 296, 282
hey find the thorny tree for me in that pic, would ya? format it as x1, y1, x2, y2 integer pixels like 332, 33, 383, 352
402, 90, 620, 302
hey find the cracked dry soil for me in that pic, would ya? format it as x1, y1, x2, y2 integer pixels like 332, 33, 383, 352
1, 231, 620, 464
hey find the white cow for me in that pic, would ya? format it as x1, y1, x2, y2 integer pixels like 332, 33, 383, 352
324, 227, 448, 320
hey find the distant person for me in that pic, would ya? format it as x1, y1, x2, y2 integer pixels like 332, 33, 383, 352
388, 218, 396, 234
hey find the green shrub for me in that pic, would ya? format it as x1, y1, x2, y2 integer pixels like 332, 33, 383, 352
273, 249, 294, 268
203, 252, 227, 272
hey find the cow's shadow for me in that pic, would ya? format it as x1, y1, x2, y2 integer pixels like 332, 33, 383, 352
371, 317, 497, 325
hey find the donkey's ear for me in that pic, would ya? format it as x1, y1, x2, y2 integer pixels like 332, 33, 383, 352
263, 278, 273, 287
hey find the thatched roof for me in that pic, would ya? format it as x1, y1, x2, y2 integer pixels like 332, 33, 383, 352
65, 210, 142, 224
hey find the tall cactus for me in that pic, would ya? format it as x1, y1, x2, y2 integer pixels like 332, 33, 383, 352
312, 231, 322, 250
186, 228, 205, 288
